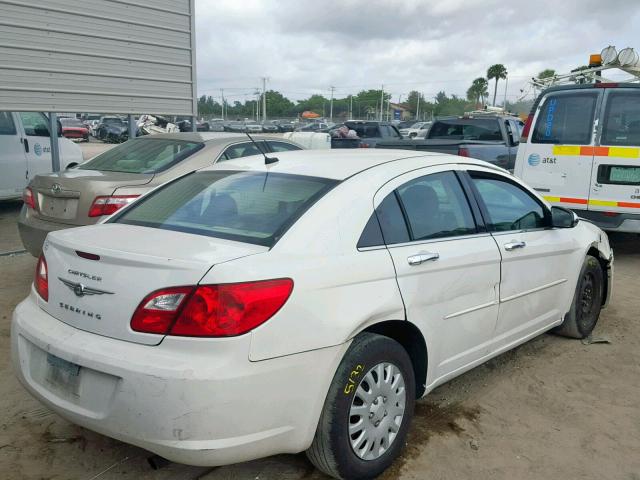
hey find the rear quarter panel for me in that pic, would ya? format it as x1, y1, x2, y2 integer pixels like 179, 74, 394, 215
196, 170, 408, 361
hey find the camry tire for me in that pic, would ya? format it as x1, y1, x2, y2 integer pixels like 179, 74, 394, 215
307, 332, 415, 480
553, 255, 603, 339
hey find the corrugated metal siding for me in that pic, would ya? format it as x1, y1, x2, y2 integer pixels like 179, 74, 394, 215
0, 0, 196, 115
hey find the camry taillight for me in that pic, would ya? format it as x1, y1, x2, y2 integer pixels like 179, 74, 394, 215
23, 187, 36, 210
458, 147, 470, 157
35, 254, 48, 301
131, 279, 293, 337
88, 195, 139, 217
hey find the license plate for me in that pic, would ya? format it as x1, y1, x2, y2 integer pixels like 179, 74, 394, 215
39, 195, 78, 219
46, 353, 81, 395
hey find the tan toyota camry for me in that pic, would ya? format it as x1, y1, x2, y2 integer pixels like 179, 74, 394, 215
18, 132, 302, 256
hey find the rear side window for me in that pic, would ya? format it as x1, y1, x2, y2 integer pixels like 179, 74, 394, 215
602, 91, 640, 146
78, 138, 204, 173
114, 171, 337, 247
358, 194, 410, 248
532, 92, 597, 145
220, 142, 267, 161
396, 172, 476, 240
470, 174, 547, 231
268, 141, 302, 152
0, 112, 16, 135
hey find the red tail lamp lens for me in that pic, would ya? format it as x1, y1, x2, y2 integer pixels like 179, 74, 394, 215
131, 279, 293, 337
35, 254, 48, 301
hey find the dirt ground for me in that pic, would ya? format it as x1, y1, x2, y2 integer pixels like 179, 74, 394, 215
0, 201, 639, 479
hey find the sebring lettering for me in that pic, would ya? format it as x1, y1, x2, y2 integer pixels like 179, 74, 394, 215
59, 302, 102, 320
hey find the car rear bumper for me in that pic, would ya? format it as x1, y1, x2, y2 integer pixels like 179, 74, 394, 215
17, 207, 72, 257
575, 209, 640, 233
11, 293, 347, 466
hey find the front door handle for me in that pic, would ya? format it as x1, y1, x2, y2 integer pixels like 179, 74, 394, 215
407, 252, 439, 266
23, 138, 29, 153
504, 240, 526, 251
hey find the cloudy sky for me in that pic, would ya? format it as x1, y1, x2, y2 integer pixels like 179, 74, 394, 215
195, 0, 640, 105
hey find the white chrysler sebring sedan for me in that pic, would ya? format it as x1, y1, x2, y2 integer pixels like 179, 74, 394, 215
12, 150, 612, 479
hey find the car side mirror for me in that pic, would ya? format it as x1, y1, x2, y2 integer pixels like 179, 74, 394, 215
551, 206, 579, 228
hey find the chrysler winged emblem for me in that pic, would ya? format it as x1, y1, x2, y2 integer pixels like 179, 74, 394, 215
59, 278, 114, 297
51, 183, 62, 195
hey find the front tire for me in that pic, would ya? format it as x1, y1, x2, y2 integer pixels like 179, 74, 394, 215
307, 332, 415, 480
554, 255, 603, 339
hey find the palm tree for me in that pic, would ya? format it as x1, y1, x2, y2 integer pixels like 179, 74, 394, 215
487, 64, 508, 106
538, 69, 556, 80
466, 77, 489, 107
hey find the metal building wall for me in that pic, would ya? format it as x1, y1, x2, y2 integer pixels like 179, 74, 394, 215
0, 0, 197, 115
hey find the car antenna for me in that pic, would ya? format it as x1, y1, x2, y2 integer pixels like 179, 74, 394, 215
245, 132, 278, 165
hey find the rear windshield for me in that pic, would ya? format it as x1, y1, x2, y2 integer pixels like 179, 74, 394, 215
77, 138, 204, 174
112, 170, 337, 247
60, 118, 84, 127
345, 123, 381, 138
428, 119, 502, 141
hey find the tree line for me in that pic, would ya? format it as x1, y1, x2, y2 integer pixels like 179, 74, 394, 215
197, 63, 548, 121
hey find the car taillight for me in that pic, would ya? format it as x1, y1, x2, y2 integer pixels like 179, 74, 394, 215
358, 142, 370, 148
458, 147, 470, 157
88, 195, 139, 217
131, 279, 293, 337
35, 254, 48, 301
23, 187, 36, 210
521, 113, 534, 142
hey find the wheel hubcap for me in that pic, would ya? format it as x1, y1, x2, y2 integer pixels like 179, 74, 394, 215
348, 362, 406, 461
580, 273, 595, 317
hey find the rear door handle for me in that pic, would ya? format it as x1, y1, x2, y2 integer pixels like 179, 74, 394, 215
504, 240, 526, 251
407, 252, 439, 266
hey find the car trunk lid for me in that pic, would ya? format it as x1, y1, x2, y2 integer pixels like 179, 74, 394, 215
30, 170, 153, 225
40, 224, 267, 345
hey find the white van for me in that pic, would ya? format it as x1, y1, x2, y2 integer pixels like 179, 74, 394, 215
515, 83, 640, 232
0, 112, 83, 201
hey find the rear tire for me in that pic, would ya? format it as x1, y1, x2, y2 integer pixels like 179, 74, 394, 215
307, 332, 415, 480
553, 255, 603, 339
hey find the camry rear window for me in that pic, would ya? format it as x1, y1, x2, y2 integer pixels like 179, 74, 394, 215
78, 138, 204, 174
112, 170, 337, 247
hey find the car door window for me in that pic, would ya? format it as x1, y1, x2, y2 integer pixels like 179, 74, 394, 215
18, 112, 51, 137
601, 90, 640, 146
470, 173, 548, 231
220, 142, 267, 161
0, 112, 16, 135
268, 141, 302, 152
396, 171, 477, 241
531, 92, 597, 145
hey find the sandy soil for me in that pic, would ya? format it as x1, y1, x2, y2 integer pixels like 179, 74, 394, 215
0, 228, 638, 480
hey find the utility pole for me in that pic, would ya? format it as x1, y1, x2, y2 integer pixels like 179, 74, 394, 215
255, 89, 260, 121
349, 94, 353, 120
220, 88, 225, 120
416, 94, 421, 121
379, 84, 384, 121
503, 76, 508, 111
329, 86, 335, 123
261, 77, 267, 122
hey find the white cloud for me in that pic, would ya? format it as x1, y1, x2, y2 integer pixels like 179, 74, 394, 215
194, 0, 640, 103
